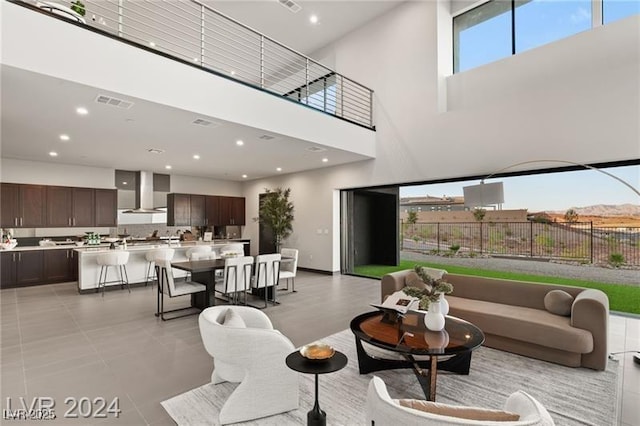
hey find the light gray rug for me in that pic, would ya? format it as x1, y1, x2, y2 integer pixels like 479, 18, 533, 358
162, 329, 620, 425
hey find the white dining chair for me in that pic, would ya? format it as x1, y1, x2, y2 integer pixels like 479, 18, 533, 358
279, 248, 299, 292
155, 258, 207, 321
252, 253, 281, 308
215, 256, 254, 305
144, 248, 175, 286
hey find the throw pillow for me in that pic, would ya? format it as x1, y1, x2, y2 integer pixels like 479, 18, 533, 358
398, 399, 520, 422
544, 290, 574, 316
222, 308, 247, 328
405, 271, 432, 292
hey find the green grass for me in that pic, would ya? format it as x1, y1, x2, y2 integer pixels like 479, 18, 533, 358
353, 260, 640, 315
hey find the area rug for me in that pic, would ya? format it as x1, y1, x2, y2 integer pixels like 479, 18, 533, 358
162, 329, 620, 425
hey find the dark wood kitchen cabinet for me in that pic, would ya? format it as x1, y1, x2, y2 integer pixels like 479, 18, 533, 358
94, 189, 117, 227
0, 183, 46, 228
167, 193, 191, 226
47, 187, 96, 227
190, 195, 206, 226
1, 252, 16, 288
44, 249, 75, 283
205, 195, 220, 226
218, 196, 246, 226
15, 250, 45, 286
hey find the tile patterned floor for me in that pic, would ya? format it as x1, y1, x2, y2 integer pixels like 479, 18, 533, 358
1, 271, 638, 425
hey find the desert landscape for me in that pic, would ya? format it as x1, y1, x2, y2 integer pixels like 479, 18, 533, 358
544, 203, 640, 228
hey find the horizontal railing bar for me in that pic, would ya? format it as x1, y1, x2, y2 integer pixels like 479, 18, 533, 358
120, 27, 200, 54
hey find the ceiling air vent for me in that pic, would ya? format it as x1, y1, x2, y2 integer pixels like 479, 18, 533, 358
192, 118, 221, 127
306, 146, 327, 153
278, 0, 301, 13
95, 95, 134, 109
259, 134, 276, 140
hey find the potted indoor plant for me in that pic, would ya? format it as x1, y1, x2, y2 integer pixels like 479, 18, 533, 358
257, 187, 294, 252
70, 0, 86, 16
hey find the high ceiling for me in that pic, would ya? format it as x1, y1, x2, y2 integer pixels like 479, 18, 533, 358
1, 0, 404, 181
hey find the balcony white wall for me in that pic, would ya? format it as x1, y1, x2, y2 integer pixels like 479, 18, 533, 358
1, 1, 375, 158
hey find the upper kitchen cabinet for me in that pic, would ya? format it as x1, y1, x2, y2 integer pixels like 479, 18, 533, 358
46, 186, 95, 227
190, 195, 206, 227
1, 183, 46, 228
218, 196, 245, 226
167, 193, 191, 226
95, 189, 117, 227
205, 195, 220, 226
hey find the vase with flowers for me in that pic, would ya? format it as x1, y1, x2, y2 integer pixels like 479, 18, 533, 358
402, 265, 454, 331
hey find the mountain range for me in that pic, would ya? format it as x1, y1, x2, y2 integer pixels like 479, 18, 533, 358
546, 203, 640, 216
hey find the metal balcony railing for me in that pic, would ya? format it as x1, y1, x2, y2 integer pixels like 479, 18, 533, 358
20, 0, 375, 129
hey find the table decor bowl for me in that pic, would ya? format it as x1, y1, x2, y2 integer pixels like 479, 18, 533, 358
300, 342, 335, 361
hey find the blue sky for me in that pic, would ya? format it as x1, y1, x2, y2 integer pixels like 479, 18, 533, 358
399, 165, 640, 212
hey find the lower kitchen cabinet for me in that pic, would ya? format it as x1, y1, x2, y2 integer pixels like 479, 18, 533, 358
1, 249, 78, 288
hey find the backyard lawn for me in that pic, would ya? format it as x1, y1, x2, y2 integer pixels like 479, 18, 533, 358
354, 260, 640, 315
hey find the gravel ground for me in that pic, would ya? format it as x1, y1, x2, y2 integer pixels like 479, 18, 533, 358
400, 251, 639, 287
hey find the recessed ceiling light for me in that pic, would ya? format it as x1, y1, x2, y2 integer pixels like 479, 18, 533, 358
149, 41, 156, 47
193, 154, 200, 160
236, 140, 244, 146
76, 107, 88, 115
193, 58, 199, 63
230, 70, 236, 76
242, 174, 247, 179
276, 167, 282, 172
49, 151, 58, 157
59, 134, 70, 141
322, 158, 328, 163
165, 165, 172, 170
122, 181, 128, 185
310, 14, 319, 24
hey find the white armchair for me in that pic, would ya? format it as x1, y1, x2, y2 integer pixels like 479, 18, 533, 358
366, 376, 554, 426
199, 306, 299, 425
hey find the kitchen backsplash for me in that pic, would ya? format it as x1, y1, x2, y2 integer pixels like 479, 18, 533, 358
117, 224, 190, 239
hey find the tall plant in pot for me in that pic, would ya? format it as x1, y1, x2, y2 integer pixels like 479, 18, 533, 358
257, 187, 294, 252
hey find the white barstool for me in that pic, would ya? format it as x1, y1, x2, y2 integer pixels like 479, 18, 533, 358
96, 251, 130, 297
186, 246, 212, 260
145, 248, 175, 286
279, 248, 299, 292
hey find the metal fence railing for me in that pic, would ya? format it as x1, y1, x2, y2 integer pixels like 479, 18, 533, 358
20, 0, 374, 129
400, 221, 640, 266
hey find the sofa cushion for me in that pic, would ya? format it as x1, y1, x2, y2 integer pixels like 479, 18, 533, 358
398, 399, 520, 421
222, 308, 246, 328
448, 296, 593, 354
544, 290, 574, 316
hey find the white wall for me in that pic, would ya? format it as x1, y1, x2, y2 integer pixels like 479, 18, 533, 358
1, 0, 375, 158
243, 2, 640, 272
1, 159, 115, 188
171, 174, 242, 196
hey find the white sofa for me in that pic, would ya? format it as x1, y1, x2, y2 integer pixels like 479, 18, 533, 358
366, 376, 554, 426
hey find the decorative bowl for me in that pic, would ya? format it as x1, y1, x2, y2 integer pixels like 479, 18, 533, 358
75, 241, 85, 247
104, 237, 119, 243
300, 342, 335, 361
0, 241, 18, 250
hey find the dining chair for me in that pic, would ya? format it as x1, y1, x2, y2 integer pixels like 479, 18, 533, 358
155, 258, 207, 321
215, 256, 254, 305
252, 253, 281, 308
279, 248, 299, 292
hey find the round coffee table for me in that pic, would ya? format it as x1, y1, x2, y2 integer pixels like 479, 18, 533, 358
286, 350, 348, 426
350, 311, 484, 401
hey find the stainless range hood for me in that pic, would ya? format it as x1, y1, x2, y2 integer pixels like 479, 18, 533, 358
118, 171, 167, 214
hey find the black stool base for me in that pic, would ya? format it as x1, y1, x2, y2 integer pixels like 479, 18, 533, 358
307, 407, 326, 426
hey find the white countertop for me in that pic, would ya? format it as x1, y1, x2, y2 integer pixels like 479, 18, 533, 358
1, 240, 248, 253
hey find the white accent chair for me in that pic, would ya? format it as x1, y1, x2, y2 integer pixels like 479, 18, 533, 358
155, 258, 207, 321
252, 253, 281, 308
214, 256, 254, 304
144, 248, 175, 286
96, 251, 130, 297
279, 248, 299, 292
199, 306, 299, 425
365, 376, 554, 426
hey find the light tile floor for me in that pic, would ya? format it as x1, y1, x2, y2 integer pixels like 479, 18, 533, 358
0, 272, 638, 425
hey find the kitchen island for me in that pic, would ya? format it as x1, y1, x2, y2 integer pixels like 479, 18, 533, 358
76, 241, 249, 292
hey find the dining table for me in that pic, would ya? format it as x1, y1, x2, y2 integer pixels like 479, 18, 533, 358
170, 256, 295, 309
171, 258, 226, 309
